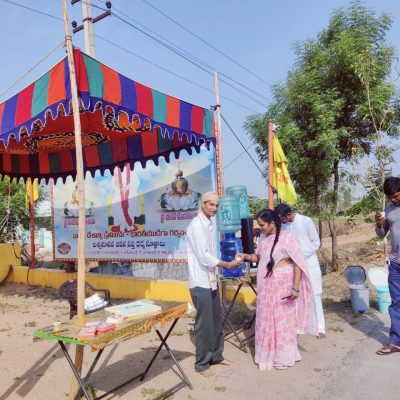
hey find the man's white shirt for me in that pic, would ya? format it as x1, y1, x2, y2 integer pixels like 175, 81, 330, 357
186, 211, 220, 289
281, 213, 322, 294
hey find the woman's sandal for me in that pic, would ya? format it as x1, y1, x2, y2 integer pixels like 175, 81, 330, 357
274, 364, 288, 370
376, 344, 400, 355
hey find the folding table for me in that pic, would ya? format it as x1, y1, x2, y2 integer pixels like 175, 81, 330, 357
34, 302, 192, 400
221, 273, 257, 353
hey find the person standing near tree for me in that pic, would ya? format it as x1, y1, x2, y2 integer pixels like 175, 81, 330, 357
375, 177, 400, 355
236, 209, 317, 370
275, 204, 326, 337
186, 191, 241, 376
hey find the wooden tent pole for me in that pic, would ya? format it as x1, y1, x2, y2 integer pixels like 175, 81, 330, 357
268, 119, 274, 209
29, 179, 36, 268
214, 70, 224, 196
62, 0, 86, 319
61, 1, 87, 398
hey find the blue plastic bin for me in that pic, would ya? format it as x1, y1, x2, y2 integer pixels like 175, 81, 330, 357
376, 286, 391, 314
345, 266, 369, 313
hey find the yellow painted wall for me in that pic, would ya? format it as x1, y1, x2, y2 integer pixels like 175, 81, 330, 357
0, 242, 21, 282
9, 266, 256, 305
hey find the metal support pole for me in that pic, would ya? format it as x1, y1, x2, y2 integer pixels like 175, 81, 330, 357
214, 71, 224, 196
268, 119, 274, 209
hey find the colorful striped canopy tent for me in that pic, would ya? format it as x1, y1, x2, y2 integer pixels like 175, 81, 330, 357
0, 48, 215, 183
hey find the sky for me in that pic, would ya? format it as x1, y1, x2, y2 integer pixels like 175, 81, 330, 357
0, 0, 399, 199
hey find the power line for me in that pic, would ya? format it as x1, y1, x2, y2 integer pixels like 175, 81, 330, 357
219, 71, 270, 103
96, 34, 260, 113
93, 0, 214, 72
0, 41, 64, 99
93, 2, 268, 108
218, 75, 267, 108
1, 0, 62, 20
1, 0, 261, 113
224, 143, 255, 170
95, 35, 212, 92
139, 0, 270, 87
94, 0, 270, 104
109, 10, 268, 108
220, 113, 270, 187
4, 0, 268, 109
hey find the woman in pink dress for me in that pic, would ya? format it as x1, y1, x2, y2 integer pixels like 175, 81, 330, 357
238, 209, 318, 371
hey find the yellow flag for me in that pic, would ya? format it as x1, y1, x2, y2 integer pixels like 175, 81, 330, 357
25, 179, 39, 208
272, 136, 297, 205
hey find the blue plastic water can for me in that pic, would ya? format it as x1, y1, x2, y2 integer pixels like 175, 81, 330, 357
220, 233, 246, 278
226, 185, 250, 219
216, 195, 241, 233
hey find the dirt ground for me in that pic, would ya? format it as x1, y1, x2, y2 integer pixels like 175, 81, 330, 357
1, 223, 399, 400
1, 282, 397, 400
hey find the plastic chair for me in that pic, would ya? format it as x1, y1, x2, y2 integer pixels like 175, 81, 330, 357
59, 279, 111, 319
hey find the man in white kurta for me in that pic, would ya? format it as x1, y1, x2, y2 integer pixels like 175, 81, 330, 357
275, 204, 326, 336
186, 192, 241, 375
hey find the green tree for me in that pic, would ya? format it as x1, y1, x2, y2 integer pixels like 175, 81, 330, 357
341, 187, 353, 213
350, 43, 400, 210
245, 1, 399, 271
346, 195, 379, 221
248, 195, 268, 218
0, 178, 45, 242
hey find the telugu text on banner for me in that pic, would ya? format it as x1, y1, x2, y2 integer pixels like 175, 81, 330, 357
52, 148, 216, 262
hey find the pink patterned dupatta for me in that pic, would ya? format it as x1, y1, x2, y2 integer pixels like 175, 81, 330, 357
256, 230, 318, 336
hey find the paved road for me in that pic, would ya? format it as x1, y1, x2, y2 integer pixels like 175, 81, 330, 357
322, 312, 400, 400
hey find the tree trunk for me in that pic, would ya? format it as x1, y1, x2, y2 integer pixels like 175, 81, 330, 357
328, 217, 337, 272
318, 217, 323, 241
314, 179, 323, 241
330, 159, 340, 272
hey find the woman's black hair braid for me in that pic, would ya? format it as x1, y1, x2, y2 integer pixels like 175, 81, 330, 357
266, 221, 280, 277
256, 209, 282, 277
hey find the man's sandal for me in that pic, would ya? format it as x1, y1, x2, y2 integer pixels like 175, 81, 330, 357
376, 344, 400, 355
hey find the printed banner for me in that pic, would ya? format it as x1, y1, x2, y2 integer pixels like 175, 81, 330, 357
52, 147, 216, 262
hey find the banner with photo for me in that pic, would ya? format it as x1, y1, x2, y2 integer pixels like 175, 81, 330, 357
52, 147, 216, 262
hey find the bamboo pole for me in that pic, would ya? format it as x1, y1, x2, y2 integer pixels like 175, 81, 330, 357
268, 119, 274, 209
214, 70, 224, 196
29, 179, 36, 268
61, 1, 87, 398
61, 0, 86, 322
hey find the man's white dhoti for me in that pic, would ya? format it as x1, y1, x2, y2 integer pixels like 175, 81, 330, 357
306, 254, 325, 334
282, 213, 326, 335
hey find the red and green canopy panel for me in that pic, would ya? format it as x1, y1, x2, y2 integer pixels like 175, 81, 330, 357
0, 49, 215, 183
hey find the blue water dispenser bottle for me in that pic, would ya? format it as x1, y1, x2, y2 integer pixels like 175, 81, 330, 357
216, 195, 241, 233
216, 195, 246, 278
219, 233, 247, 278
226, 185, 250, 219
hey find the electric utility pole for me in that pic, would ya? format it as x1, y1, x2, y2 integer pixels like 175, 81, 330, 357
71, 0, 112, 58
